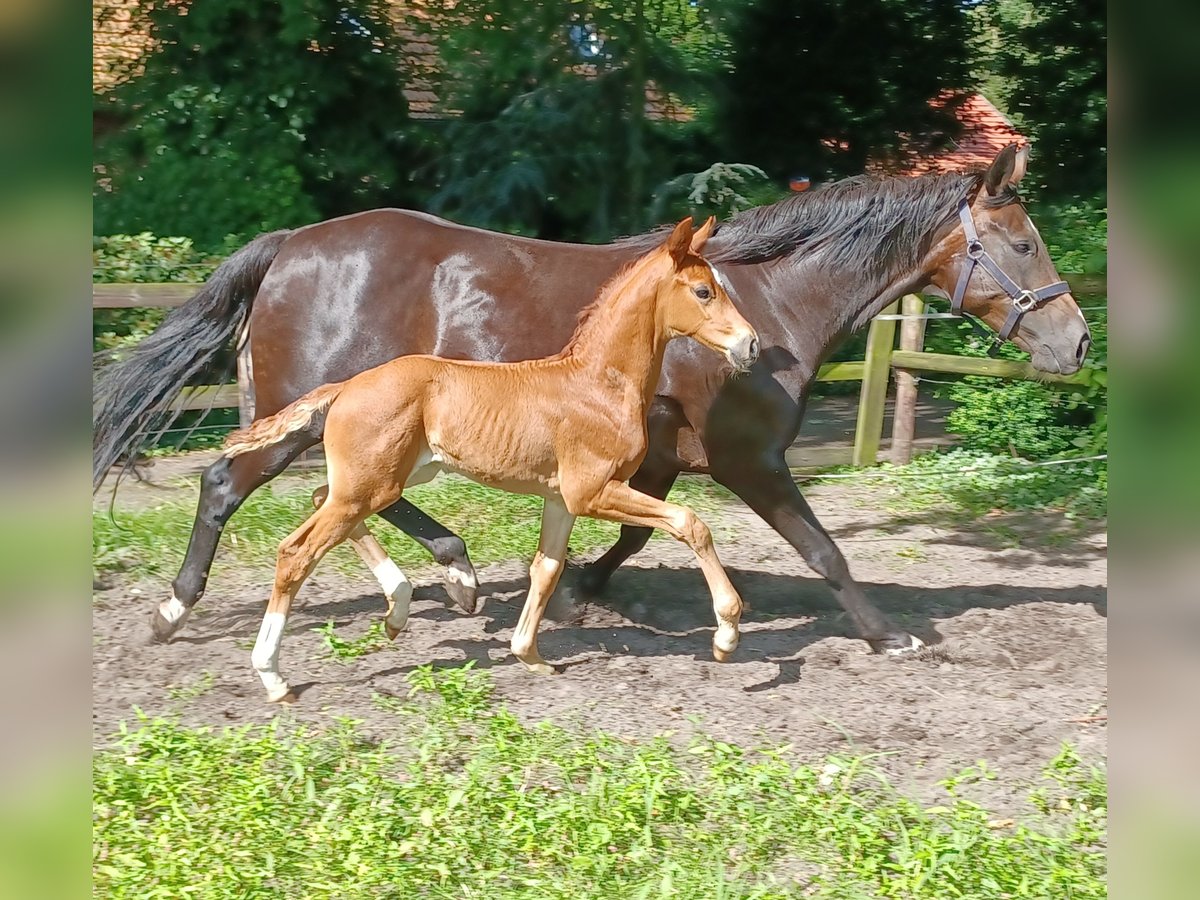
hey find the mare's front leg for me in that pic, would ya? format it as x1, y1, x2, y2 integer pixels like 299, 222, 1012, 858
579, 481, 743, 661
510, 497, 576, 674
712, 454, 922, 654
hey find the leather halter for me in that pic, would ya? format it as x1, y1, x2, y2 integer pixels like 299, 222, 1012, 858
949, 198, 1071, 357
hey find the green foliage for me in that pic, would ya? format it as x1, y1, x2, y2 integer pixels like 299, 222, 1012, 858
94, 666, 1107, 898
717, 0, 975, 180
650, 161, 781, 223
413, 0, 725, 239
315, 620, 392, 662
974, 0, 1106, 200
872, 448, 1107, 521
94, 1, 421, 249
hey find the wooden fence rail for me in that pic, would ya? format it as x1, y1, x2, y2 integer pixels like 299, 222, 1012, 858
94, 276, 1106, 469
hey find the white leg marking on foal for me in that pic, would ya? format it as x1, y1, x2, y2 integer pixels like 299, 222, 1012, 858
447, 559, 478, 589
251, 612, 289, 700
372, 559, 413, 630
159, 595, 190, 627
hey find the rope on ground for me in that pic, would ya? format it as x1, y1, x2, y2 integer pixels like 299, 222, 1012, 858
794, 454, 1107, 481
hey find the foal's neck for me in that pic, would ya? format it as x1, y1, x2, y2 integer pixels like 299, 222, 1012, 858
565, 256, 669, 401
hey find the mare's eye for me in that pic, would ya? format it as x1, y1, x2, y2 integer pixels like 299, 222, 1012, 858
694, 284, 712, 301
1013, 241, 1033, 255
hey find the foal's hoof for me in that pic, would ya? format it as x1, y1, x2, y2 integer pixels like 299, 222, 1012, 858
383, 621, 403, 641
869, 632, 925, 656
519, 659, 557, 676
265, 685, 296, 704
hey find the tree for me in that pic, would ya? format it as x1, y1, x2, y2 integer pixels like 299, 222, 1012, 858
715, 0, 975, 180
93, 1, 421, 249
412, 0, 723, 240
984, 0, 1106, 199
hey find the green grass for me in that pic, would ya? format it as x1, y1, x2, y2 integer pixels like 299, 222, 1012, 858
93, 665, 1107, 899
93, 475, 737, 578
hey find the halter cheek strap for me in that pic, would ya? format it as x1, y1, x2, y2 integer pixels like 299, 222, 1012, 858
949, 199, 1071, 357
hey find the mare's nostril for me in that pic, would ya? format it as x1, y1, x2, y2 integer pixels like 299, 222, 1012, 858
1076, 334, 1091, 363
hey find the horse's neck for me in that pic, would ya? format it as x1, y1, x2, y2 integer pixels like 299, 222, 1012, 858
568, 273, 666, 405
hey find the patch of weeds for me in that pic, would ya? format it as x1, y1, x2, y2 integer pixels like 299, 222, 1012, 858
315, 620, 391, 662
894, 545, 927, 562
165, 671, 215, 702
95, 666, 1107, 900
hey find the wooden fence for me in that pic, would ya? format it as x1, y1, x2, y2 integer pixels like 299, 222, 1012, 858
94, 275, 1104, 469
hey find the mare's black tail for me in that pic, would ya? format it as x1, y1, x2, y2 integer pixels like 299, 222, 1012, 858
92, 229, 291, 490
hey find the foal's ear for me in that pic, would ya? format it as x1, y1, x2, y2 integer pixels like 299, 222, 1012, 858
666, 216, 695, 265
983, 142, 1028, 196
689, 216, 717, 255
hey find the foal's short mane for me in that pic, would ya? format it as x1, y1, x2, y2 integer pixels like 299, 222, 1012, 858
547, 243, 670, 361
618, 169, 1020, 281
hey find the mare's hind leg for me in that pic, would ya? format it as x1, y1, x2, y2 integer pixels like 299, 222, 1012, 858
153, 436, 315, 642
510, 498, 576, 675
252, 496, 372, 702
713, 455, 922, 655
311, 486, 413, 638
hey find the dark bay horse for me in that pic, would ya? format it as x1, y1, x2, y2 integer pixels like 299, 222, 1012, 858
223, 218, 758, 701
93, 144, 1091, 654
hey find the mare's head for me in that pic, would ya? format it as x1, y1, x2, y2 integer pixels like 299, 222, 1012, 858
925, 144, 1091, 374
656, 217, 759, 371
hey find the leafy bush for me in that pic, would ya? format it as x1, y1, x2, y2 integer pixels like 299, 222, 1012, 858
93, 665, 1107, 898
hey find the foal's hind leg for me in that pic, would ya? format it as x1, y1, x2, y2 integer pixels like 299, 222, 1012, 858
312, 486, 413, 638
581, 482, 743, 661
252, 497, 369, 702
153, 437, 315, 642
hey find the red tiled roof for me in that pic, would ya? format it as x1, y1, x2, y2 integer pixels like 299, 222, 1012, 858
872, 91, 1026, 176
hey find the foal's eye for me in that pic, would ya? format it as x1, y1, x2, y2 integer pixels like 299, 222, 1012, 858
693, 284, 712, 301
1013, 241, 1033, 256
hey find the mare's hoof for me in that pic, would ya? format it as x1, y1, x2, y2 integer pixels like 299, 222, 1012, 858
574, 563, 610, 597
149, 606, 186, 644
870, 632, 925, 656
443, 575, 478, 615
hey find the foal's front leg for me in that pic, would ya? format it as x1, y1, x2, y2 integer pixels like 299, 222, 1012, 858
510, 497, 576, 674
582, 481, 743, 661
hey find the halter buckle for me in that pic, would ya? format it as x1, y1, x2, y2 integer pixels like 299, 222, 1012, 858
965, 240, 985, 261
1013, 289, 1038, 313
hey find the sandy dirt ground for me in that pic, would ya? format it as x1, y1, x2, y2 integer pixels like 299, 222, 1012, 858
93, 465, 1106, 815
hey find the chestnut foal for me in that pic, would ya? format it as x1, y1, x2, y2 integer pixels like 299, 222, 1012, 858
222, 217, 760, 702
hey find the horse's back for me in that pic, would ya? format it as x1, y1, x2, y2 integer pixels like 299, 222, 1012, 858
248, 209, 630, 417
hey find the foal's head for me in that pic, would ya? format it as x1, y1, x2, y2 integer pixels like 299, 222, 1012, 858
657, 217, 760, 372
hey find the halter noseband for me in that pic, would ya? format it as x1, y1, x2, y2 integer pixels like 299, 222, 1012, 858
948, 198, 1071, 357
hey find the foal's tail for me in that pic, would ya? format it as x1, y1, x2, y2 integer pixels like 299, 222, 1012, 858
222, 383, 345, 458
92, 229, 292, 491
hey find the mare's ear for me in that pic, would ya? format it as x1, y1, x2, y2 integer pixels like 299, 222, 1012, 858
983, 142, 1028, 196
665, 217, 695, 265
689, 216, 717, 255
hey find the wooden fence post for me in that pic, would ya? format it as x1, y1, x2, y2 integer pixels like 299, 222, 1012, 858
890, 294, 928, 464
851, 300, 899, 466
236, 323, 255, 429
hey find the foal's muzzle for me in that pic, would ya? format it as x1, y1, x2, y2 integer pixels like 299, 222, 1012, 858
728, 332, 760, 372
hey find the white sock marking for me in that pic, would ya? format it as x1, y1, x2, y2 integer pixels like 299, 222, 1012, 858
447, 559, 478, 589
159, 595, 190, 627
251, 612, 289, 698
371, 558, 412, 602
